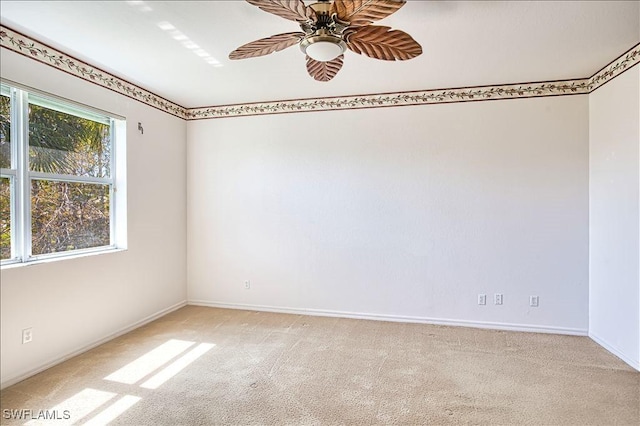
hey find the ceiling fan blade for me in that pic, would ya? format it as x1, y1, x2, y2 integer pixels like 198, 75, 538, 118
246, 0, 317, 23
306, 55, 344, 82
345, 25, 422, 61
229, 32, 305, 60
330, 0, 405, 26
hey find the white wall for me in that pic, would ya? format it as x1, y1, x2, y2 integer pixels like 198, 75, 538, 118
589, 67, 640, 370
187, 95, 590, 333
0, 49, 188, 387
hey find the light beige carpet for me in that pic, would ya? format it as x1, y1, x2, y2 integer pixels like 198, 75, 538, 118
1, 306, 638, 425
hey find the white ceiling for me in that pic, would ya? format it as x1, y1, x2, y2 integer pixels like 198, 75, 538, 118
1, 1, 638, 108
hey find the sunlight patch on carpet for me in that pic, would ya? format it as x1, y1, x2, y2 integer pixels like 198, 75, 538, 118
83, 395, 142, 425
104, 339, 195, 384
141, 343, 215, 389
25, 388, 116, 426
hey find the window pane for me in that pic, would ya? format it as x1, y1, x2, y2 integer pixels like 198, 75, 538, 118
0, 92, 10, 169
28, 102, 111, 178
31, 180, 110, 255
0, 177, 11, 260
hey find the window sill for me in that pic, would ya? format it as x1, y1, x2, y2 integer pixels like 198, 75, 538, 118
1, 247, 127, 270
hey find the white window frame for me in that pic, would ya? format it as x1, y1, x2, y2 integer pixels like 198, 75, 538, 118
1, 80, 125, 265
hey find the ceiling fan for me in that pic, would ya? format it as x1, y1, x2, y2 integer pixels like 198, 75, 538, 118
229, 0, 422, 82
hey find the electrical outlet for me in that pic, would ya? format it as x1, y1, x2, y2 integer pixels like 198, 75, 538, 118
244, 280, 250, 290
494, 293, 503, 305
530, 296, 539, 307
22, 328, 33, 344
478, 294, 486, 305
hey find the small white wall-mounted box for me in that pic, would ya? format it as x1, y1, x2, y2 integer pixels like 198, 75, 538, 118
22, 328, 33, 344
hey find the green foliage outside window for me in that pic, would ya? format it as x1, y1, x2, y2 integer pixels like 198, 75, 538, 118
1, 93, 12, 259
0, 94, 10, 169
29, 104, 111, 177
31, 180, 110, 255
0, 86, 115, 261
0, 177, 10, 260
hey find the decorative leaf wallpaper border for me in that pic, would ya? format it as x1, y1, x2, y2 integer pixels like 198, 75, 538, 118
187, 79, 592, 119
1, 25, 638, 120
588, 43, 639, 92
0, 26, 188, 119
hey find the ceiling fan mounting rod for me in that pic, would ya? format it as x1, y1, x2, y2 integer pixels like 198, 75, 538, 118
310, 1, 331, 16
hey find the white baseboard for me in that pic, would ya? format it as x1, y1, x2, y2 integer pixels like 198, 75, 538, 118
188, 300, 588, 336
589, 332, 640, 371
0, 300, 187, 390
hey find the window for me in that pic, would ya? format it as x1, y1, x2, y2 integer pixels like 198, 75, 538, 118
0, 82, 125, 264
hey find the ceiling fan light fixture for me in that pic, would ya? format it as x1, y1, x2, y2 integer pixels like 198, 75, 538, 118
229, 0, 422, 81
300, 31, 346, 62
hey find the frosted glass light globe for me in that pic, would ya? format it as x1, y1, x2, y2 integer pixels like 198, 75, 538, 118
300, 31, 346, 63
305, 40, 343, 62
